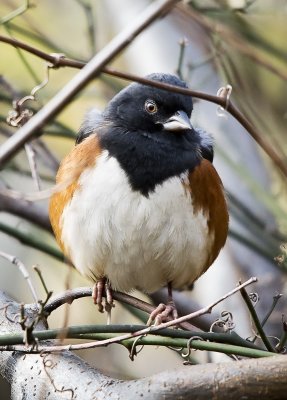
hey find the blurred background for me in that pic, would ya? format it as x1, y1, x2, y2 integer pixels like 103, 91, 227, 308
0, 0, 287, 394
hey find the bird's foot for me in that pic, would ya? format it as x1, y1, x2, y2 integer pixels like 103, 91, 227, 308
147, 300, 178, 326
92, 278, 114, 317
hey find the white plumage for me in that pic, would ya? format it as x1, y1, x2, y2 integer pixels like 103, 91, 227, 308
60, 151, 213, 293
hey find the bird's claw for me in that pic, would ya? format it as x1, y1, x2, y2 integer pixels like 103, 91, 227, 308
92, 279, 114, 313
147, 300, 178, 326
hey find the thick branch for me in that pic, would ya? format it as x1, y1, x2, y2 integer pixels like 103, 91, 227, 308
135, 355, 287, 400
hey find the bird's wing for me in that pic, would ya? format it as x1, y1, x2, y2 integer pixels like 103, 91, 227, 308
195, 128, 214, 162
188, 158, 229, 271
49, 133, 102, 254
76, 108, 103, 144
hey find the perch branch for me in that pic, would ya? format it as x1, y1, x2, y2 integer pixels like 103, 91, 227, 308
5, 277, 257, 352
0, 289, 285, 400
44, 287, 196, 331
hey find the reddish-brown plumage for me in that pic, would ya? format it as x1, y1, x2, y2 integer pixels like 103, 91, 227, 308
49, 134, 101, 255
188, 159, 229, 274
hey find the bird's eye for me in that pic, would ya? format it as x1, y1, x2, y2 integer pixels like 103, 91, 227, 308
145, 99, 158, 114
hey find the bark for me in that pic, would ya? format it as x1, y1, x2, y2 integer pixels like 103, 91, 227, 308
0, 291, 286, 399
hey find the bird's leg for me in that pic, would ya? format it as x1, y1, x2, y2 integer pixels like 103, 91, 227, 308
104, 281, 114, 325
147, 282, 178, 325
92, 278, 114, 322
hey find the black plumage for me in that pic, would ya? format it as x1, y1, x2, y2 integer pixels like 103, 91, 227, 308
77, 73, 213, 195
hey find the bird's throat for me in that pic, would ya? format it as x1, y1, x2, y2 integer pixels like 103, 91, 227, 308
99, 127, 201, 196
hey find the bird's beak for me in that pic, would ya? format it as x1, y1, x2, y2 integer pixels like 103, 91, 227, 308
161, 110, 192, 132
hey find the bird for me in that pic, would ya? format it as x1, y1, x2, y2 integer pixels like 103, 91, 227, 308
49, 73, 229, 324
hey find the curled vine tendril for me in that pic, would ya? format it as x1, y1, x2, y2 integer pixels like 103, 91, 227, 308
210, 311, 236, 333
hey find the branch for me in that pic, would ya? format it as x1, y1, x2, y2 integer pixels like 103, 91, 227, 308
44, 287, 196, 331
0, 250, 38, 303
150, 289, 219, 332
0, 323, 259, 349
0, 221, 63, 261
240, 285, 275, 352
0, 0, 32, 25
0, 189, 52, 232
5, 278, 257, 352
0, 0, 180, 166
179, 5, 287, 80
0, 330, 272, 359
0, 35, 287, 176
0, 291, 285, 399
1, 35, 287, 178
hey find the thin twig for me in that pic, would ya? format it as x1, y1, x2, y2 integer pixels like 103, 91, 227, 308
1, 35, 286, 178
276, 317, 287, 353
6, 277, 257, 352
178, 5, 287, 80
0, 0, 180, 166
239, 284, 275, 352
176, 37, 188, 79
0, 250, 38, 302
33, 265, 52, 299
261, 294, 283, 328
76, 0, 96, 53
247, 292, 285, 346
24, 144, 41, 190
0, 0, 32, 25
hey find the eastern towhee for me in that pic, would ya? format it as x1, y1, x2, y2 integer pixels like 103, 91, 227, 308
49, 73, 229, 324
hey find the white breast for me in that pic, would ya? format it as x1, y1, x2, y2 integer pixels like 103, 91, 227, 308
60, 151, 213, 293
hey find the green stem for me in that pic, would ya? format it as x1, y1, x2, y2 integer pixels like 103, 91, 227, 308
0, 0, 31, 24
0, 324, 262, 350
276, 323, 287, 353
0, 325, 273, 358
229, 229, 278, 264
81, 335, 273, 358
4, 24, 40, 86
261, 294, 283, 327
240, 286, 275, 352
176, 38, 188, 79
250, 294, 283, 344
5, 164, 55, 182
0, 222, 63, 261
76, 0, 96, 54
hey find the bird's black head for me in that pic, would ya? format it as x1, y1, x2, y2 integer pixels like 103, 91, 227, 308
103, 73, 193, 135
99, 73, 203, 195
